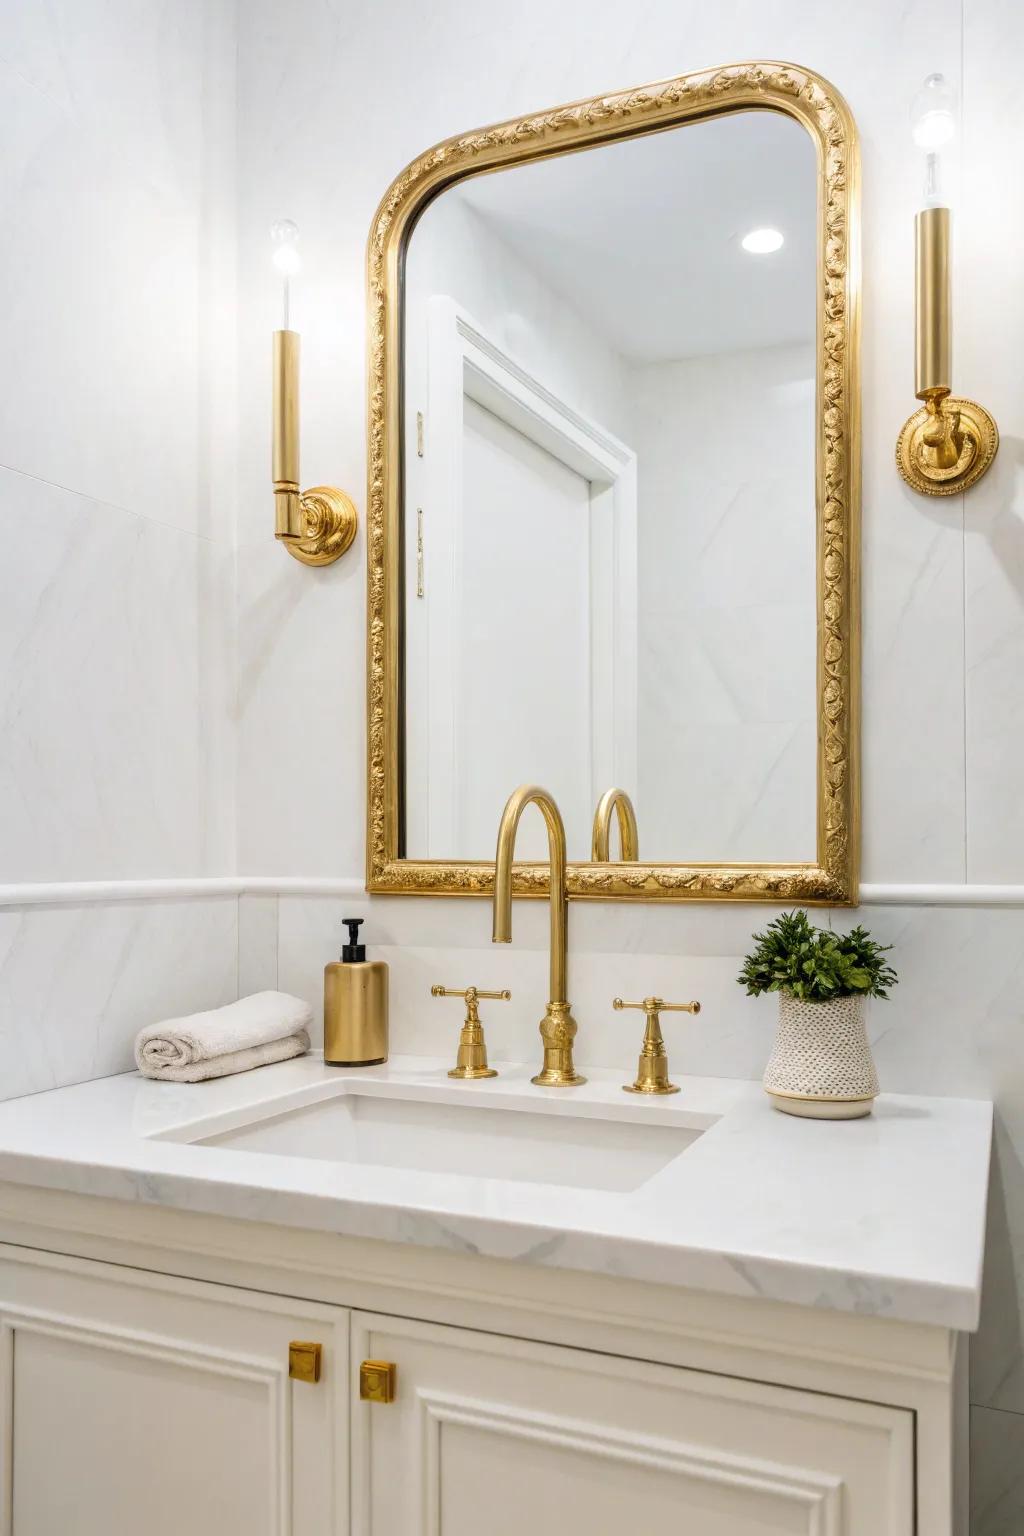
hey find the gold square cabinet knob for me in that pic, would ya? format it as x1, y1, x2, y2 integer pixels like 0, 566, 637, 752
288, 1341, 323, 1384
360, 1358, 397, 1403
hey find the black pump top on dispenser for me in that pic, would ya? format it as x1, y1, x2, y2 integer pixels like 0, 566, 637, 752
341, 918, 366, 962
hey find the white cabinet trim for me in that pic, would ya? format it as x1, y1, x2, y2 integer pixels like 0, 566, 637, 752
416, 1387, 843, 1532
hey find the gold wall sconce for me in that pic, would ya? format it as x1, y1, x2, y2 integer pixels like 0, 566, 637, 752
271, 219, 357, 565
897, 76, 998, 496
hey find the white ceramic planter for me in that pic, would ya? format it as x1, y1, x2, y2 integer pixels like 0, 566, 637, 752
763, 992, 879, 1119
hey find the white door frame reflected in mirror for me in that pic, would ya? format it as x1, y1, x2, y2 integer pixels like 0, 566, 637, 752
404, 295, 638, 860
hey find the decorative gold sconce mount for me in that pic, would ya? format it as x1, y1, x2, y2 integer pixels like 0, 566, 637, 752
271, 221, 357, 566
897, 78, 998, 497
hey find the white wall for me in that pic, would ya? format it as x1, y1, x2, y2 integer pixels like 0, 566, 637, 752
630, 342, 817, 862
0, 0, 239, 1095
233, 2, 1024, 1527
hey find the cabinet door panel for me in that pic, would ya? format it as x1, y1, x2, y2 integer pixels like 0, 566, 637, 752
352, 1312, 912, 1536
0, 1249, 346, 1536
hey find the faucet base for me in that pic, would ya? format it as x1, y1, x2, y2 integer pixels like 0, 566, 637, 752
531, 1003, 586, 1088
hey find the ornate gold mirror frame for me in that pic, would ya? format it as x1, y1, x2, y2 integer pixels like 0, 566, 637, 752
366, 61, 860, 904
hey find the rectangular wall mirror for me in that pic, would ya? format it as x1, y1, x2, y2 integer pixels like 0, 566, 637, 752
366, 62, 860, 902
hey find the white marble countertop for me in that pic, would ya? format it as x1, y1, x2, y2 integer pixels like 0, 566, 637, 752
0, 1054, 992, 1331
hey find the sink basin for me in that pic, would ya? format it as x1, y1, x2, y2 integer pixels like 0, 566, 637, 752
175, 1087, 702, 1194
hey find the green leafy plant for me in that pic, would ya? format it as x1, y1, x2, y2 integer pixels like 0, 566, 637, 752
737, 910, 898, 1002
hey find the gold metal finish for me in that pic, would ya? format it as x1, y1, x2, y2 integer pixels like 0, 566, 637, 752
366, 61, 861, 904
360, 1359, 397, 1403
416, 508, 424, 598
289, 1341, 322, 1384
914, 207, 951, 400
897, 207, 998, 496
273, 329, 358, 565
897, 397, 999, 496
614, 997, 701, 1095
324, 960, 389, 1066
493, 786, 585, 1086
591, 788, 639, 862
431, 984, 510, 1079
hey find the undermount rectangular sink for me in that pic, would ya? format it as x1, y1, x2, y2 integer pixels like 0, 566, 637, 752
181, 1089, 701, 1193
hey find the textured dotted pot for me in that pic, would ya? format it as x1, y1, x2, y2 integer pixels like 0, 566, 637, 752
763, 992, 879, 1119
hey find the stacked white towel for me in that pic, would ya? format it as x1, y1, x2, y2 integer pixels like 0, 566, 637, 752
135, 991, 312, 1083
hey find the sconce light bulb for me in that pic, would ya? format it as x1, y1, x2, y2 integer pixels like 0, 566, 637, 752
271, 218, 302, 277
910, 73, 956, 151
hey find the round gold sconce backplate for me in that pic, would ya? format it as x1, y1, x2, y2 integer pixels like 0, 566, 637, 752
285, 486, 358, 566
896, 398, 999, 497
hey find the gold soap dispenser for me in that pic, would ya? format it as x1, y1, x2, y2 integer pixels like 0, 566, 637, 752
324, 918, 389, 1066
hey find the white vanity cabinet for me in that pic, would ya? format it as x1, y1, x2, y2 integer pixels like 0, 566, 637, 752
0, 1249, 348, 1536
0, 1240, 922, 1536
353, 1311, 914, 1536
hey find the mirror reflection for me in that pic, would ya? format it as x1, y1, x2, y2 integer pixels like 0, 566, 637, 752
401, 111, 817, 865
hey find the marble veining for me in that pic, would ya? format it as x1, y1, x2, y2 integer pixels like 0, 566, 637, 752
0, 1053, 991, 1331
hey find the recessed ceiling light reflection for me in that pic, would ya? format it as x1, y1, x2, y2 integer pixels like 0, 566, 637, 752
741, 227, 785, 255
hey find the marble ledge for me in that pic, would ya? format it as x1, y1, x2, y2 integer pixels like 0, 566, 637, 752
0, 1055, 992, 1332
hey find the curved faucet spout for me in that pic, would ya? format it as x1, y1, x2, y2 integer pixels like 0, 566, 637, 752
493, 784, 567, 1003
492, 784, 583, 1087
591, 787, 639, 862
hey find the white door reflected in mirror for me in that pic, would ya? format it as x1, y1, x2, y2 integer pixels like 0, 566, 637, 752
402, 110, 817, 866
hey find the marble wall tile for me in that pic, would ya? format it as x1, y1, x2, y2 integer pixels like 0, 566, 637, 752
238, 894, 279, 997
971, 1406, 1024, 1536
0, 0, 236, 538
0, 0, 237, 886
0, 896, 238, 1101
961, 0, 1024, 883
973, 1103, 1024, 1416
0, 469, 234, 881
236, 537, 364, 875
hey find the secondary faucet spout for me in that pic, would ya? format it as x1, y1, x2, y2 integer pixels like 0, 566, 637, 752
492, 784, 584, 1087
591, 787, 639, 862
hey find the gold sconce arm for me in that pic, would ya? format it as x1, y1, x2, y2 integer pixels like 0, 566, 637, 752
897, 205, 998, 495
272, 328, 357, 565
591, 788, 639, 862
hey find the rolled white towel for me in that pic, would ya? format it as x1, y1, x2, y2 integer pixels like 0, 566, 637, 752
135, 991, 312, 1083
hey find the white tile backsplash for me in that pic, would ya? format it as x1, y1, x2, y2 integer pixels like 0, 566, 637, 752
971, 1405, 1024, 1536
0, 897, 237, 1099
238, 894, 279, 997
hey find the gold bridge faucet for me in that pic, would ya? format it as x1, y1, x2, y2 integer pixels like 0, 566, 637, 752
492, 785, 585, 1087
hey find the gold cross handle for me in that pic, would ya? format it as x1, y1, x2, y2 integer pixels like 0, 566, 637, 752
431, 986, 511, 1080
612, 996, 701, 1095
